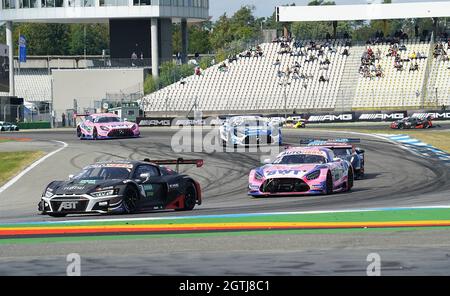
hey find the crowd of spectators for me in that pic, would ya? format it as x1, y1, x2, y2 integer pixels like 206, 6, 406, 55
273, 38, 351, 86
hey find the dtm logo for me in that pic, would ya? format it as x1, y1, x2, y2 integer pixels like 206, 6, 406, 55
58, 201, 78, 211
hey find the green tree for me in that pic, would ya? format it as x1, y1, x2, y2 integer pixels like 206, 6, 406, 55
68, 24, 109, 55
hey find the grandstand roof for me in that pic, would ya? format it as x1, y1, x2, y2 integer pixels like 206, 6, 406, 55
277, 2, 450, 22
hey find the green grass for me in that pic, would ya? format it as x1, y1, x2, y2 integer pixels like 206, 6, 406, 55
0, 151, 45, 186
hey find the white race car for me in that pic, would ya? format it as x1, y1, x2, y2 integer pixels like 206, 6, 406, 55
219, 116, 282, 147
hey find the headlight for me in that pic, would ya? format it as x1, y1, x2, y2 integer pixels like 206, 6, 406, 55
306, 170, 321, 180
100, 126, 110, 131
90, 189, 116, 198
254, 171, 264, 180
44, 189, 54, 198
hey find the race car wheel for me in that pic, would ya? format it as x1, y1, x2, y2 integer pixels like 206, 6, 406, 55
123, 186, 139, 214
0, 127, 4, 131
325, 171, 333, 195
76, 127, 82, 138
177, 182, 197, 211
423, 122, 429, 129
398, 124, 404, 130
48, 213, 67, 218
93, 128, 98, 140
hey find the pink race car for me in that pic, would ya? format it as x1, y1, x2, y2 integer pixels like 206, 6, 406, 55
248, 147, 354, 197
76, 113, 140, 140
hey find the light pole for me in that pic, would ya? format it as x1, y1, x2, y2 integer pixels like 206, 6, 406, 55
279, 74, 291, 120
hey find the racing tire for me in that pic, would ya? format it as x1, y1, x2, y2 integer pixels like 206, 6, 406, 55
176, 182, 197, 211
347, 169, 354, 192
93, 128, 98, 140
122, 186, 139, 214
398, 124, 404, 130
0, 127, 4, 132
48, 213, 67, 218
76, 127, 82, 138
325, 171, 333, 195
423, 122, 429, 129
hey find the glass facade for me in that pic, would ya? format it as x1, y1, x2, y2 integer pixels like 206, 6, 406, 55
20, 0, 39, 8
99, 0, 129, 6
68, 0, 95, 7
2, 0, 16, 9
2, 0, 208, 9
41, 0, 64, 7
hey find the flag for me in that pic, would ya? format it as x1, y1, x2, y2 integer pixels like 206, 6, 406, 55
19, 35, 27, 63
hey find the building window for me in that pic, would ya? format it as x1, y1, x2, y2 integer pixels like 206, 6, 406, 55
68, 0, 95, 6
99, 0, 129, 6
20, 0, 38, 8
41, 0, 64, 7
2, 0, 16, 9
133, 0, 151, 5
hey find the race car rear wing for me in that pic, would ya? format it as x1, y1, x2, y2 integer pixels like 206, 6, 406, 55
300, 138, 361, 145
144, 158, 204, 173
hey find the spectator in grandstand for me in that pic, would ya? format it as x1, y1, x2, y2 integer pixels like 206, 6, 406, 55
342, 48, 349, 56
305, 54, 317, 63
394, 61, 403, 71
409, 51, 417, 60
375, 65, 384, 78
194, 66, 202, 76
319, 74, 329, 83
399, 44, 407, 52
442, 54, 449, 62
228, 54, 238, 64
273, 58, 281, 66
277, 70, 285, 78
409, 62, 419, 72
218, 62, 229, 72
417, 52, 428, 60
320, 57, 331, 65
294, 40, 303, 49
303, 81, 308, 89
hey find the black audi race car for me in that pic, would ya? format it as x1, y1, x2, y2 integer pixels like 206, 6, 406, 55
38, 159, 203, 217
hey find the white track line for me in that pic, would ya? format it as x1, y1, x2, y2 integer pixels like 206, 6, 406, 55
0, 141, 68, 195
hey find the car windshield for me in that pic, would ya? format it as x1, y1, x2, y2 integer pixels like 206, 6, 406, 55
332, 148, 352, 157
94, 117, 121, 124
274, 154, 327, 164
73, 166, 132, 184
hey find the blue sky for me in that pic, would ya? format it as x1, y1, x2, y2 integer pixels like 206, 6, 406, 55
210, 0, 448, 19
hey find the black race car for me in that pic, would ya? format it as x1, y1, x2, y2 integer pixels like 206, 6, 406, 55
304, 138, 365, 180
38, 158, 203, 217
390, 116, 433, 129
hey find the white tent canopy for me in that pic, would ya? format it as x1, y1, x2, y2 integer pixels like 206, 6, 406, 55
277, 2, 450, 22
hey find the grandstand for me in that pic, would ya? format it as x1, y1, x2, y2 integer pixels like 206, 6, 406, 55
353, 38, 432, 109
142, 40, 352, 115
0, 69, 51, 102
141, 37, 449, 116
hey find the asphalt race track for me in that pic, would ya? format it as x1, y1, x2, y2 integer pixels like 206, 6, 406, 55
1, 127, 450, 275
1, 128, 449, 223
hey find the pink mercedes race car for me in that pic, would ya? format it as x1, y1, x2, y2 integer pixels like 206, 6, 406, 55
248, 147, 354, 197
76, 113, 140, 140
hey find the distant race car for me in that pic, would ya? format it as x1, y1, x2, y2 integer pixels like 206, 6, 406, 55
390, 116, 433, 129
0, 121, 19, 131
304, 138, 365, 180
76, 113, 140, 140
38, 159, 203, 217
248, 146, 354, 197
285, 116, 307, 129
220, 116, 282, 146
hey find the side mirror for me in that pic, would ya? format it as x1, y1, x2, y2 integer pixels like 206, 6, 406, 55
68, 175, 74, 180
139, 173, 151, 183
263, 159, 272, 165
